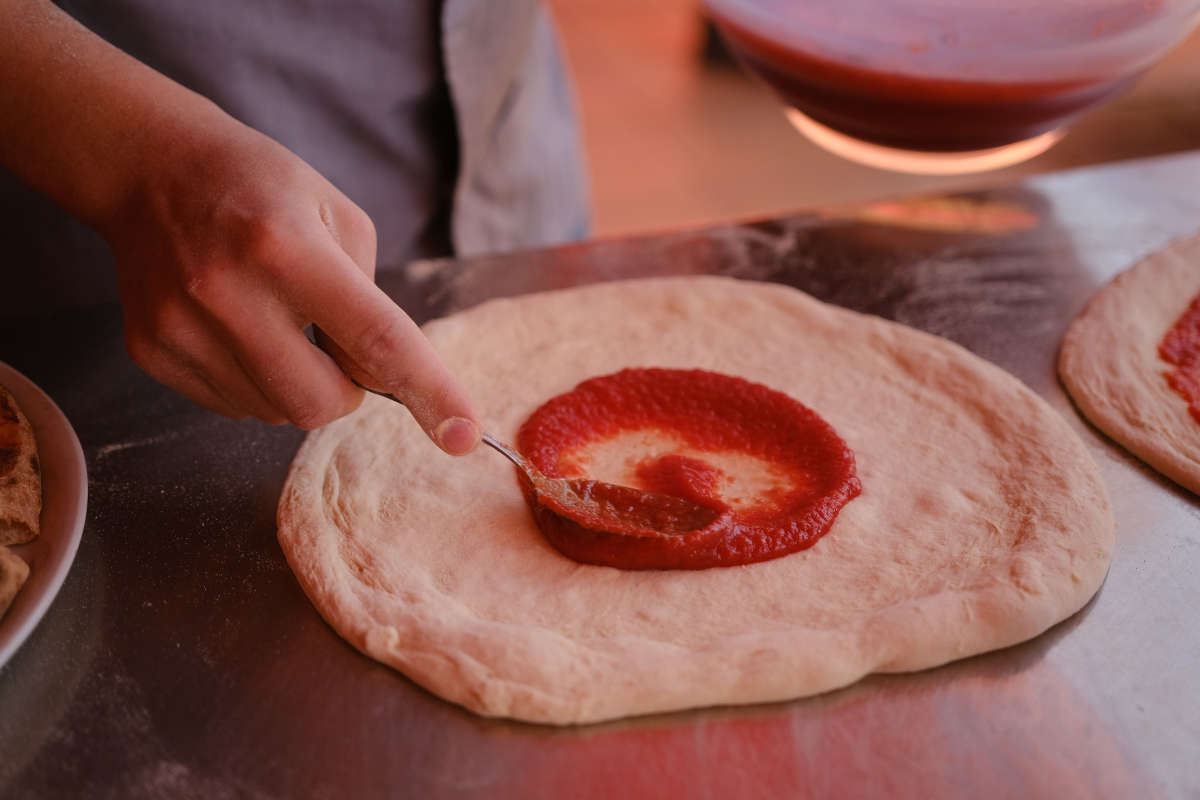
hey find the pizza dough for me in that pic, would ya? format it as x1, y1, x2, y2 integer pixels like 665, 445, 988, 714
278, 277, 1113, 725
1059, 234, 1200, 495
0, 384, 41, 546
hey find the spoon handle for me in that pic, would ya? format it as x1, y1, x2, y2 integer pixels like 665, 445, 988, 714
479, 433, 533, 474
311, 331, 537, 478
346, 366, 533, 477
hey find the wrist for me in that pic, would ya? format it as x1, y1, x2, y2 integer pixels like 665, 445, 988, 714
92, 97, 249, 241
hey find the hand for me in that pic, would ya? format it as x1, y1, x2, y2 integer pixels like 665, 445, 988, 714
100, 122, 480, 453
0, 1, 477, 452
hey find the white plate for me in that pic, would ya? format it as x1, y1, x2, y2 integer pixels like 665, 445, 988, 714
0, 361, 87, 669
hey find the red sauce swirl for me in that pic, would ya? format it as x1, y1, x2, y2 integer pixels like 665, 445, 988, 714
1159, 291, 1200, 425
516, 368, 862, 570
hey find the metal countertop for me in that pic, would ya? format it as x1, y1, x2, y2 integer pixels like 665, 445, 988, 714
1, 151, 1198, 799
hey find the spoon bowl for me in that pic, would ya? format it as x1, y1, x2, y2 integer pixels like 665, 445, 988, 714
480, 433, 720, 535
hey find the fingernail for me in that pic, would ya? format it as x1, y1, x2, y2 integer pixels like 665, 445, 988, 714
434, 416, 480, 455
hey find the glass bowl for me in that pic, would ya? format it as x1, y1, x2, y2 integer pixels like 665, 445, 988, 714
704, 0, 1200, 173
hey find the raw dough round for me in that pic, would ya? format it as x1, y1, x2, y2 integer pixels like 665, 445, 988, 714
1059, 234, 1200, 495
278, 277, 1113, 725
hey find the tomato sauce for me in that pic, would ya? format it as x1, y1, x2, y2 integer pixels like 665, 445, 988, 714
516, 368, 862, 570
1159, 291, 1200, 424
708, 2, 1164, 152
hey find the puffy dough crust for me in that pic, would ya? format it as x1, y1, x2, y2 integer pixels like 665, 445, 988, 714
279, 277, 1113, 725
1059, 234, 1200, 495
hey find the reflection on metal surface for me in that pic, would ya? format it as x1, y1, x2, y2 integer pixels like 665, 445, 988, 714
820, 197, 1040, 235
785, 108, 1065, 175
488, 657, 1144, 799
0, 530, 104, 789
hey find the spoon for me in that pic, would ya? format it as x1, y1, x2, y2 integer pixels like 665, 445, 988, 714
477, 432, 720, 535
353, 385, 717, 535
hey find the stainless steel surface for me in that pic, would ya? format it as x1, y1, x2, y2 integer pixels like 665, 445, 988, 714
2, 151, 1199, 798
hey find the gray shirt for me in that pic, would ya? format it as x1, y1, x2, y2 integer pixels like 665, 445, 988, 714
0, 0, 588, 314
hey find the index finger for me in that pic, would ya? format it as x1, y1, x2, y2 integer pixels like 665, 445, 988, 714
289, 240, 481, 455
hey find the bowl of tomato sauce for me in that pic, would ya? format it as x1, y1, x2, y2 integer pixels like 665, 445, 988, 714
704, 0, 1200, 173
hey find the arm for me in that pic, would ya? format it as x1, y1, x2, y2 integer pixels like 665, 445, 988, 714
0, 0, 480, 453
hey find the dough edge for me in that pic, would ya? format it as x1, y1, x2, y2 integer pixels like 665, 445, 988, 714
1058, 233, 1200, 495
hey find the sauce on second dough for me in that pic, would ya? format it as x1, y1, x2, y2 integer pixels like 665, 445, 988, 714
1160, 291, 1200, 424
516, 368, 862, 570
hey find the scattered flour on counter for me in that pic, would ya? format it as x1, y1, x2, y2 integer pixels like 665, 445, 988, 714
96, 433, 180, 460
